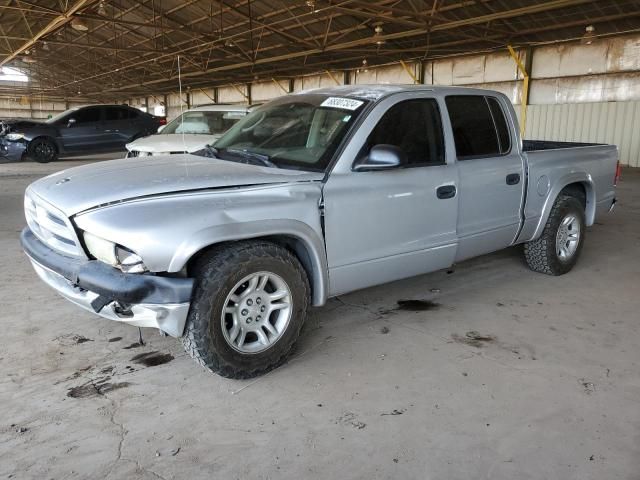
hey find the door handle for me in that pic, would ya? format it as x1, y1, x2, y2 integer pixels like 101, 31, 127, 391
436, 185, 456, 199
506, 173, 521, 185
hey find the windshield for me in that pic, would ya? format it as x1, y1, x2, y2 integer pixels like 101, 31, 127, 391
210, 94, 369, 171
46, 107, 79, 124
162, 110, 247, 135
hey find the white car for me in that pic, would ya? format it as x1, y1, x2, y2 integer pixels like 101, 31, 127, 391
126, 104, 250, 157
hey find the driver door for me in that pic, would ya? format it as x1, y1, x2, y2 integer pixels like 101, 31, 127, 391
322, 95, 459, 296
57, 106, 105, 152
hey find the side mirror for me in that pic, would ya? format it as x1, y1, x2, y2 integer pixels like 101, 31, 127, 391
67, 118, 76, 127
157, 125, 166, 133
353, 144, 406, 172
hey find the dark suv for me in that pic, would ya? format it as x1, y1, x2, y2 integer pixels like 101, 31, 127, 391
0, 104, 163, 163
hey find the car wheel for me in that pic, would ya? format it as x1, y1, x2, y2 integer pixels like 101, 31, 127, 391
182, 241, 310, 379
524, 194, 586, 275
28, 138, 57, 163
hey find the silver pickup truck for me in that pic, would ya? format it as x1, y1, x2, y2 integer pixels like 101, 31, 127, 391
21, 85, 619, 378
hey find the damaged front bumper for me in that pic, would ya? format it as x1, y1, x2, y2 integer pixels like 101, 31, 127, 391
20, 228, 194, 337
0, 139, 26, 163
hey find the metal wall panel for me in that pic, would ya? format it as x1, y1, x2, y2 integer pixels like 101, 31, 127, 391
251, 81, 284, 102
217, 85, 247, 104
525, 101, 640, 167
294, 72, 343, 92
189, 89, 216, 106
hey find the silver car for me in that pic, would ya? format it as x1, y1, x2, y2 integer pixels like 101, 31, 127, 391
125, 104, 249, 157
21, 85, 619, 378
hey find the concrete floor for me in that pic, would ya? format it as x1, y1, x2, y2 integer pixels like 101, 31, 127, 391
1, 158, 638, 480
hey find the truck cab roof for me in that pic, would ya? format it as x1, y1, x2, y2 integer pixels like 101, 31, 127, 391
294, 84, 510, 102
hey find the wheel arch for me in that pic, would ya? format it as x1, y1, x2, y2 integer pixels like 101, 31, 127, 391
173, 221, 329, 307
28, 135, 60, 153
531, 174, 595, 240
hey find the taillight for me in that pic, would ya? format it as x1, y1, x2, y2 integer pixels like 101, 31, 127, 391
614, 161, 622, 186
158, 117, 167, 126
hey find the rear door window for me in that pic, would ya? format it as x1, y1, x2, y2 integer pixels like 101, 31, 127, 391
104, 107, 128, 121
487, 97, 511, 154
445, 95, 501, 159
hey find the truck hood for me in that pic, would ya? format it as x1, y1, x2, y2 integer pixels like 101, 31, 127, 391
126, 134, 219, 153
29, 154, 324, 216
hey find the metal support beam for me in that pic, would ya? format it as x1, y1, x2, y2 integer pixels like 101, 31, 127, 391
197, 88, 216, 103
231, 84, 249, 102
325, 70, 341, 86
507, 44, 530, 137
272, 78, 289, 94
0, 0, 96, 67
417, 60, 425, 84
399, 59, 418, 84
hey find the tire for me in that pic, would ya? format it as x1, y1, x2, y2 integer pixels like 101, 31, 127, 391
182, 241, 310, 379
524, 194, 586, 275
28, 138, 57, 163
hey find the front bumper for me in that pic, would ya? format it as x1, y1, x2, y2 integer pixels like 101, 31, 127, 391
0, 140, 26, 163
20, 228, 194, 337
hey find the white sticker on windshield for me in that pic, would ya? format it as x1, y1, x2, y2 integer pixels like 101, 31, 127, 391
320, 97, 364, 111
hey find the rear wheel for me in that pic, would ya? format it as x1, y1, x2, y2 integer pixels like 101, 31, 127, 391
28, 138, 57, 163
182, 241, 310, 378
524, 194, 586, 275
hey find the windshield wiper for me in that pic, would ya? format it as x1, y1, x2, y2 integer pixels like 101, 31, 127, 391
223, 148, 279, 168
194, 144, 220, 158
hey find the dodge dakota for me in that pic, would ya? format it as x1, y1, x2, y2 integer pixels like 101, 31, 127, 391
20, 85, 619, 378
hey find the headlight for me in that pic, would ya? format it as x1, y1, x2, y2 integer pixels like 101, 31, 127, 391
83, 231, 147, 273
5, 132, 25, 141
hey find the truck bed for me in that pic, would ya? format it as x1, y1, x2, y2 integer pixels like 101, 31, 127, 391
522, 139, 602, 152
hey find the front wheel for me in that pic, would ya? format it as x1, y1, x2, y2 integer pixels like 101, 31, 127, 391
524, 195, 586, 275
28, 138, 57, 163
182, 241, 310, 378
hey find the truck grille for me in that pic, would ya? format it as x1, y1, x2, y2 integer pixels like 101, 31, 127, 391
24, 192, 82, 257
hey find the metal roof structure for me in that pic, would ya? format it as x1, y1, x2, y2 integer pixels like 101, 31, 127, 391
1, 0, 640, 100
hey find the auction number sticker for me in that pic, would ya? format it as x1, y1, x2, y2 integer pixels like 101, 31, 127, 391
320, 97, 364, 111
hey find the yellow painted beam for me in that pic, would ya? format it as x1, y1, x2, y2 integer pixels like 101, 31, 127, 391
231, 83, 249, 100
399, 59, 418, 84
325, 70, 341, 86
198, 88, 216, 102
507, 44, 529, 137
272, 78, 289, 94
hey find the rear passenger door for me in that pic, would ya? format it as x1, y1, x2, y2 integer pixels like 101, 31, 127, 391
102, 106, 130, 149
122, 108, 147, 143
445, 95, 525, 261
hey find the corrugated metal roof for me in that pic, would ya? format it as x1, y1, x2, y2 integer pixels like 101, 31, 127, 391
0, 0, 639, 100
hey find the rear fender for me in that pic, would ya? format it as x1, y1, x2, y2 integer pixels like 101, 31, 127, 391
531, 173, 595, 240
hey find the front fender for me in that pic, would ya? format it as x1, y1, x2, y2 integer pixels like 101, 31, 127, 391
73, 183, 329, 305
168, 219, 329, 306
